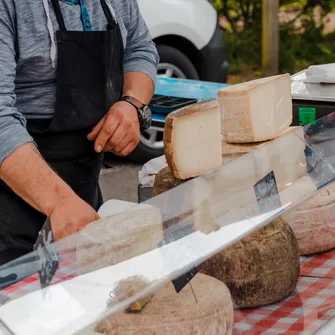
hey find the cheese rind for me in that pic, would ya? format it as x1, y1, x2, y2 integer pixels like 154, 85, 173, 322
152, 166, 186, 197
219, 74, 292, 143
164, 99, 222, 180
76, 207, 163, 275
95, 274, 234, 335
200, 218, 300, 308
282, 183, 335, 255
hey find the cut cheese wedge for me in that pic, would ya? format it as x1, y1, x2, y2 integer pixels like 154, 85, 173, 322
282, 182, 335, 255
200, 218, 300, 308
76, 206, 163, 275
164, 99, 222, 180
95, 273, 234, 335
218, 73, 292, 143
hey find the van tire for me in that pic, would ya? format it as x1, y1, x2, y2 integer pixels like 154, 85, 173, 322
157, 45, 200, 80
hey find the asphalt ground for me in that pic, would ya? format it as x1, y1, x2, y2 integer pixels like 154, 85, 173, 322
99, 155, 143, 204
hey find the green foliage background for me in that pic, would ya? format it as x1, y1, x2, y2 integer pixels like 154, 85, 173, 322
213, 0, 335, 76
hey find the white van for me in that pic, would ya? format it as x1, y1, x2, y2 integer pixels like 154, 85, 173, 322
139, 0, 229, 82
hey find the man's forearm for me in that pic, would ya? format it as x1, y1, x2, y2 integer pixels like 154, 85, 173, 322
0, 143, 76, 216
123, 72, 155, 104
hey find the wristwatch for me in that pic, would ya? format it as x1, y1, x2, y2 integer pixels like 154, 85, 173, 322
120, 96, 152, 132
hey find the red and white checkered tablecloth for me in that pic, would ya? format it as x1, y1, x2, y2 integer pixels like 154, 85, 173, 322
234, 276, 335, 335
3, 250, 335, 334
300, 249, 335, 279
1, 258, 76, 300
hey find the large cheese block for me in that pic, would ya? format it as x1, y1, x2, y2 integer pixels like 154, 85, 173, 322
218, 74, 292, 143
95, 273, 234, 335
200, 218, 300, 308
282, 183, 335, 255
194, 126, 307, 226
164, 99, 222, 180
76, 206, 163, 275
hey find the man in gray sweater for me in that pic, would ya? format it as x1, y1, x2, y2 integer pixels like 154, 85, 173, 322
0, 0, 159, 265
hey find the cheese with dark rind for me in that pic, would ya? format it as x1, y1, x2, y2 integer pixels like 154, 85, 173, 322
164, 99, 222, 180
152, 166, 192, 233
76, 207, 163, 275
152, 166, 186, 197
95, 273, 234, 335
282, 183, 335, 255
153, 167, 220, 234
200, 218, 300, 308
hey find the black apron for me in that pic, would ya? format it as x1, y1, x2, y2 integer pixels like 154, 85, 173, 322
0, 0, 124, 266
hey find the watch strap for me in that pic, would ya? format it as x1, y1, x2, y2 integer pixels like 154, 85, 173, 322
121, 96, 145, 110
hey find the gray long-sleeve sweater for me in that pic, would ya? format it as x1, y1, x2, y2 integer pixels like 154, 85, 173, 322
0, 0, 159, 164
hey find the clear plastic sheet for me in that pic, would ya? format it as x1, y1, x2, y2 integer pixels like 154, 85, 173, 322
1, 115, 335, 334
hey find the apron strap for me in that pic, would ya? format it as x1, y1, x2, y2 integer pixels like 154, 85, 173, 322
100, 0, 118, 29
50, 0, 67, 31
49, 0, 117, 31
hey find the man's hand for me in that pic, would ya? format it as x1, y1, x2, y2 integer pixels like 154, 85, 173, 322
87, 101, 140, 157
49, 195, 100, 241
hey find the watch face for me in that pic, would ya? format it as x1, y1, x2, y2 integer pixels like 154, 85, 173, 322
139, 105, 152, 131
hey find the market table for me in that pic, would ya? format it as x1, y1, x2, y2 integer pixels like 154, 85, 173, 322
2, 74, 335, 334
2, 226, 335, 334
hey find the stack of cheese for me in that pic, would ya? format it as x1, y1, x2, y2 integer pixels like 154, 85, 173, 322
162, 73, 335, 257
161, 73, 312, 233
156, 73, 310, 308
164, 74, 295, 180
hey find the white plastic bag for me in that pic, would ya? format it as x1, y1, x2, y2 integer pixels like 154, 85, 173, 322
138, 155, 168, 187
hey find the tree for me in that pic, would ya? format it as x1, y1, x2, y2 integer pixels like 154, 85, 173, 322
214, 0, 335, 33
214, 0, 335, 75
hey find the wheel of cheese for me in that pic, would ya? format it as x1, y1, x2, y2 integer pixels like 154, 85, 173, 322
281, 183, 335, 255
152, 167, 220, 234
95, 273, 234, 335
200, 218, 300, 309
152, 166, 186, 197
